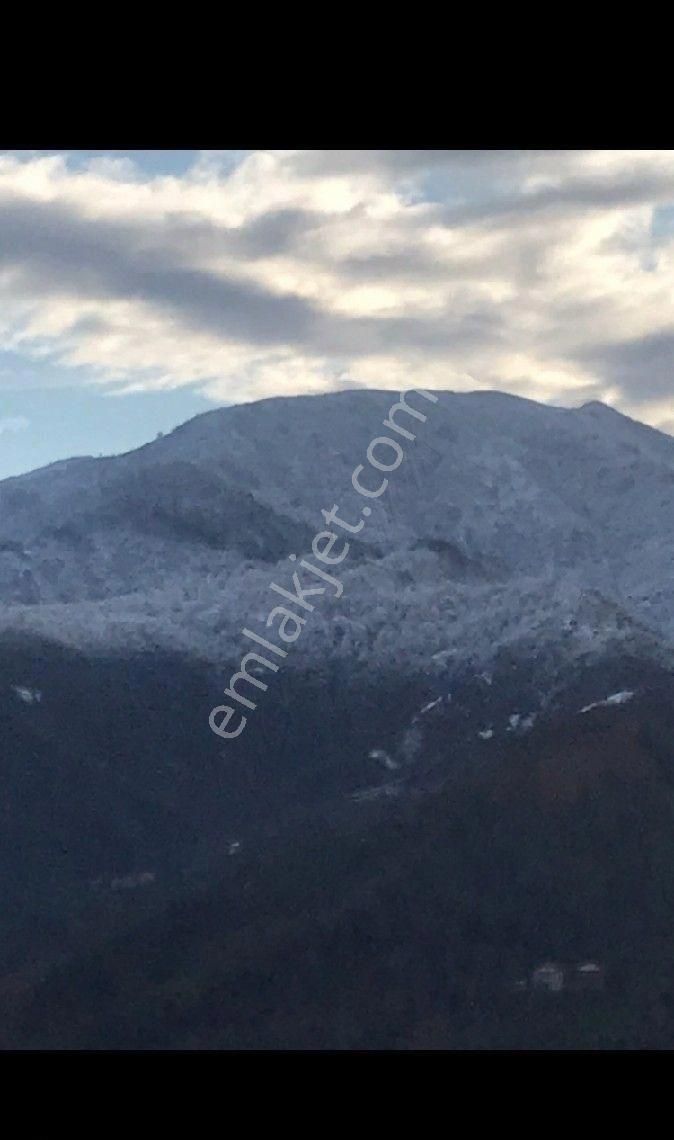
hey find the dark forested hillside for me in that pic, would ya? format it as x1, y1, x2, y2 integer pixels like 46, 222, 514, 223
6, 657, 674, 1050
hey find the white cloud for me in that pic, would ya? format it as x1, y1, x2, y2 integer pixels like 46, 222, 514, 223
0, 415, 29, 435
1, 150, 674, 425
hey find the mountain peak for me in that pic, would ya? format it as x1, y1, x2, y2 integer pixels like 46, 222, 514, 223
578, 399, 619, 415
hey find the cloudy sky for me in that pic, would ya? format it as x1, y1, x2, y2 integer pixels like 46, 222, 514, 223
2, 148, 674, 478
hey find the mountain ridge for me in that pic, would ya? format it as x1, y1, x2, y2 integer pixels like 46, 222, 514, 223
1, 388, 674, 685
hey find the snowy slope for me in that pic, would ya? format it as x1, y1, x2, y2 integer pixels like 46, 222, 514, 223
1, 388, 674, 675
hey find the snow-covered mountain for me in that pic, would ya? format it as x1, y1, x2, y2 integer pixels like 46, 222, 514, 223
1, 388, 674, 678
5, 387, 674, 1048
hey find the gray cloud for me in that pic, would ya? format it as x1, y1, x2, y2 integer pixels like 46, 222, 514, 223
287, 150, 570, 178
337, 231, 549, 288
435, 169, 674, 231
0, 196, 504, 360
576, 331, 674, 403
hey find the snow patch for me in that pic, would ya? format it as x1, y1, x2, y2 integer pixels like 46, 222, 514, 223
368, 748, 399, 771
506, 711, 537, 733
580, 690, 635, 714
11, 685, 42, 705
